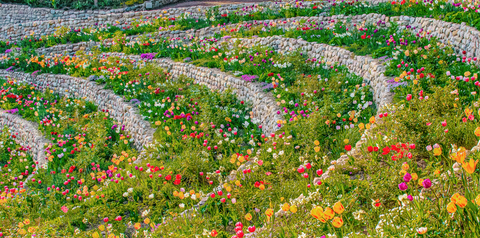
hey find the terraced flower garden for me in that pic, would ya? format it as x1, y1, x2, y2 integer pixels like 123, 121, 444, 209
1, 0, 480, 237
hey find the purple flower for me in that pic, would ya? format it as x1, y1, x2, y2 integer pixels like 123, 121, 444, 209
6, 108, 19, 114
403, 173, 412, 182
422, 178, 432, 189
5, 49, 12, 54
398, 182, 408, 191
130, 99, 141, 105
140, 53, 157, 60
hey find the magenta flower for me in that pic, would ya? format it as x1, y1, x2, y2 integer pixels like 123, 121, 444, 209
403, 173, 412, 182
422, 179, 432, 189
398, 182, 408, 191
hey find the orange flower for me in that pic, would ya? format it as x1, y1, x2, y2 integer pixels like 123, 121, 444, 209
265, 208, 274, 218
245, 213, 252, 221
456, 195, 468, 208
332, 217, 344, 228
447, 201, 457, 213
451, 147, 467, 164
333, 201, 345, 214
475, 127, 480, 136
310, 206, 326, 223
465, 107, 473, 116
134, 223, 141, 230
474, 194, 480, 206
323, 207, 335, 220
462, 159, 478, 174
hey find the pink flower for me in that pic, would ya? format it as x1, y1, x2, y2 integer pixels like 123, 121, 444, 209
398, 182, 408, 191
258, 160, 263, 166
61, 206, 68, 213
422, 179, 432, 189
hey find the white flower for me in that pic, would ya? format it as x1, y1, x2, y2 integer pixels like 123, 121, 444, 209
148, 194, 154, 199
179, 203, 185, 209
127, 188, 133, 193
123, 192, 129, 197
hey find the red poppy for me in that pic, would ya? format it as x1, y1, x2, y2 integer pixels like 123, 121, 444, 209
345, 145, 352, 151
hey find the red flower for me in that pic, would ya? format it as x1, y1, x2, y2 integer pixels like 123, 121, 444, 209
165, 175, 172, 181
367, 146, 374, 152
382, 147, 391, 155
345, 145, 352, 151
268, 73, 274, 76
313, 5, 318, 9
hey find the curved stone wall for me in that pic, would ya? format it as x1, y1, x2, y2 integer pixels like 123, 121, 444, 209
0, 0, 323, 41
232, 36, 393, 108
0, 70, 155, 151
104, 53, 285, 134
0, 109, 49, 166
0, 3, 144, 25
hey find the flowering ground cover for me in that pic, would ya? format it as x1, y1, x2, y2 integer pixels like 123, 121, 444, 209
1, 0, 480, 237
0, 126, 35, 188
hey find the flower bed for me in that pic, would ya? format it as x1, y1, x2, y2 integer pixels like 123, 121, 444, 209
1, 0, 480, 237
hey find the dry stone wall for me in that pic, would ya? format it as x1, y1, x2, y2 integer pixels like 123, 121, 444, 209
31, 40, 286, 134
104, 53, 285, 135
0, 109, 49, 166
0, 0, 306, 41
0, 3, 144, 25
232, 36, 393, 108
0, 70, 155, 152
37, 12, 479, 66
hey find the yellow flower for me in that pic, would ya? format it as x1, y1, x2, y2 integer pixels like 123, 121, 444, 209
411, 173, 418, 181
451, 147, 467, 164
310, 206, 326, 222
447, 201, 457, 213
475, 127, 480, 136
282, 203, 290, 212
98, 225, 105, 231
323, 207, 335, 220
402, 163, 409, 171
465, 108, 473, 116
333, 202, 345, 214
18, 229, 27, 235
144, 218, 150, 224
245, 213, 252, 221
23, 219, 30, 225
290, 205, 297, 213
134, 223, 141, 230
265, 208, 274, 217
358, 123, 365, 130
418, 178, 424, 186
433, 147, 442, 156
474, 194, 480, 206
259, 184, 265, 190
314, 140, 320, 146
314, 146, 320, 152
462, 159, 478, 174
332, 217, 344, 228
369, 116, 376, 124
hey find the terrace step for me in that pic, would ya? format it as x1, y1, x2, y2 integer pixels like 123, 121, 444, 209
0, 109, 49, 166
